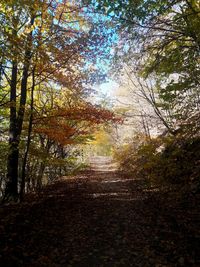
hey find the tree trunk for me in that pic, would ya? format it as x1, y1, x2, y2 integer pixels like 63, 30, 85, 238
20, 67, 35, 201
4, 16, 35, 202
37, 162, 46, 190
4, 61, 19, 201
0, 59, 4, 86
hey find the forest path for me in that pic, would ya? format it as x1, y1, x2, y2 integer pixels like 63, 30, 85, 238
0, 156, 199, 267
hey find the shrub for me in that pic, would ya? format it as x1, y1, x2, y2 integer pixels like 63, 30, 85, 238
114, 135, 200, 190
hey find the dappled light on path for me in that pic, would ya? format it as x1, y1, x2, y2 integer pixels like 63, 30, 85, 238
0, 157, 199, 267
89, 156, 118, 172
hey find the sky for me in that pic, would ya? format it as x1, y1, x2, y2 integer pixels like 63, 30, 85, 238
91, 79, 120, 108
98, 80, 119, 96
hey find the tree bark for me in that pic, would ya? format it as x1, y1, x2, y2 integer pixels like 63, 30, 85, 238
20, 66, 35, 201
4, 61, 18, 201
4, 16, 35, 202
37, 162, 46, 190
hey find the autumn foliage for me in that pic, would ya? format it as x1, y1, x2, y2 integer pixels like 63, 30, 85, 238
0, 0, 120, 201
34, 103, 120, 145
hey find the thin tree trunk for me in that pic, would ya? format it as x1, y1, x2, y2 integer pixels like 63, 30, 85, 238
17, 18, 34, 139
0, 59, 4, 86
37, 162, 46, 190
4, 61, 18, 201
20, 66, 35, 201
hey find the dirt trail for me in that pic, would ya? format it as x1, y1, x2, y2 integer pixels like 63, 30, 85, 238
0, 157, 199, 267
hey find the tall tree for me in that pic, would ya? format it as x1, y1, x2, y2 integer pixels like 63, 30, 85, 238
92, 0, 200, 135
0, 0, 119, 201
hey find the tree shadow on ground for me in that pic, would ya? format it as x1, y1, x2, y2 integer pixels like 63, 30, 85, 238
0, 163, 199, 267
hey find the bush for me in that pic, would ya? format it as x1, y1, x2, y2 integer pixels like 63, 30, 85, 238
114, 135, 200, 190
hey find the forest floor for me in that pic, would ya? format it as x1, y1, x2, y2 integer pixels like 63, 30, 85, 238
0, 156, 200, 267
